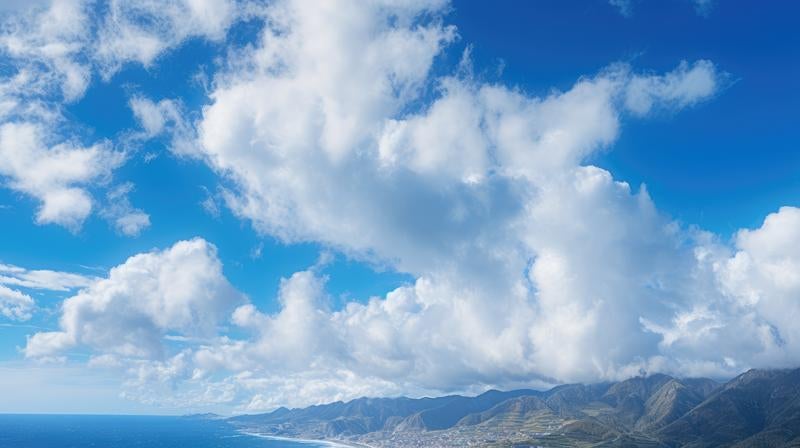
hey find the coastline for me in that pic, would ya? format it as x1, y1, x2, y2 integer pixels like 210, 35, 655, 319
241, 431, 374, 448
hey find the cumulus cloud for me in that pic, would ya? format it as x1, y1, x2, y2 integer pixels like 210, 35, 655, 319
632, 209, 800, 378
25, 238, 244, 359
196, 0, 720, 280
149, 202, 800, 409
714, 207, 800, 363
0, 122, 124, 230
196, 0, 719, 279
14, 0, 796, 414
80, 0, 739, 409
174, 167, 698, 405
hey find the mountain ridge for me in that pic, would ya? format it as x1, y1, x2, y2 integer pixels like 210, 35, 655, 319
230, 367, 800, 447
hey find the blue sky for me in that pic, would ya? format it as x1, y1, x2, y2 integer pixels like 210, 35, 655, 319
0, 0, 799, 414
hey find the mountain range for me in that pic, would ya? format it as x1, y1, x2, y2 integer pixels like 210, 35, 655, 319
229, 367, 800, 447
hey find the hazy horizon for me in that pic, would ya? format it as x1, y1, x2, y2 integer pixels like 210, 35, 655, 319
0, 368, 745, 416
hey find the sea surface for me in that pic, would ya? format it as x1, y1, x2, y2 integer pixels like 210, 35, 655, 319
0, 414, 331, 448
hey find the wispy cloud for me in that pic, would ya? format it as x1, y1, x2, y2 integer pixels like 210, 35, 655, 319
0, 263, 96, 292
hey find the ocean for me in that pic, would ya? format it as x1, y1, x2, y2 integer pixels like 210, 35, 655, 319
0, 414, 333, 448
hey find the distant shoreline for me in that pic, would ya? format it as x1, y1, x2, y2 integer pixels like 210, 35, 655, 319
241, 431, 374, 448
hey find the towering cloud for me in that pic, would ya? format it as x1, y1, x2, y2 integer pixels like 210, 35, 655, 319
13, 0, 799, 413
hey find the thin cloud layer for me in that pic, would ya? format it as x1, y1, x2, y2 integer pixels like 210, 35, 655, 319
610, 0, 714, 17
0, 261, 95, 322
99, 183, 151, 237
0, 262, 95, 292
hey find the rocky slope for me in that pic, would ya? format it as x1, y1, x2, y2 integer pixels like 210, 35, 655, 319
230, 368, 800, 447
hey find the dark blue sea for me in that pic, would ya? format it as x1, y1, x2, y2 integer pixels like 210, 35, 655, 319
0, 415, 332, 447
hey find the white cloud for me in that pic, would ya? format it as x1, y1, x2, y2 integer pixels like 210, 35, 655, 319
0, 0, 247, 230
0, 0, 103, 231
0, 122, 124, 230
25, 238, 244, 359
10, 0, 795, 414
63, 0, 724, 409
0, 262, 95, 292
94, 0, 237, 75
129, 96, 197, 156
0, 0, 245, 108
99, 183, 151, 237
629, 207, 800, 377
0, 285, 35, 321
0, 0, 93, 103
130, 97, 169, 137
194, 0, 721, 289
199, 186, 221, 218
118, 0, 733, 408
113, 212, 151, 237
713, 207, 800, 364
181, 167, 694, 401
624, 60, 721, 115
